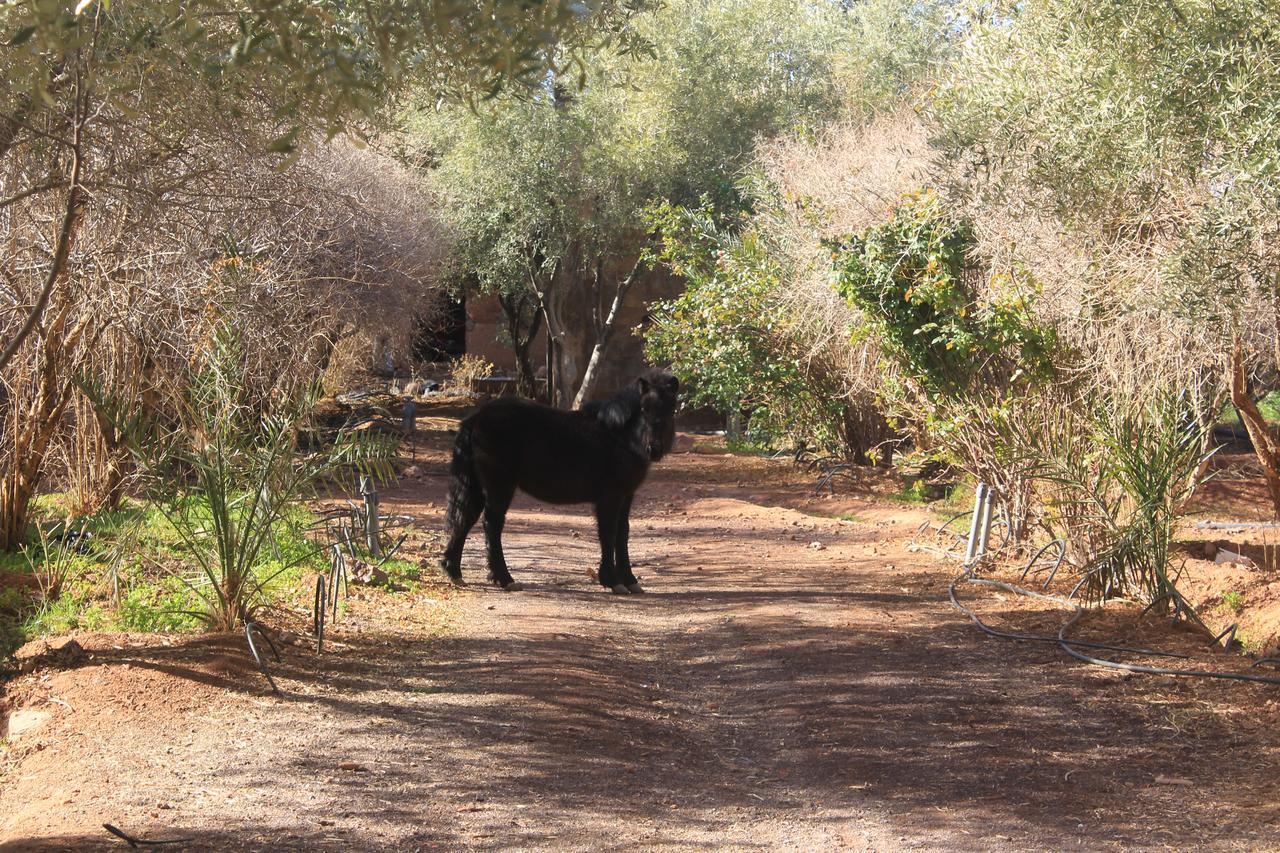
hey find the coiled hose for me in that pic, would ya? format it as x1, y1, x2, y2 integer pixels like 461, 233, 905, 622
949, 566, 1280, 686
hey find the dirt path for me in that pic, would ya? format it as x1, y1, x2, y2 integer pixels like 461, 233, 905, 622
3, 445, 1280, 850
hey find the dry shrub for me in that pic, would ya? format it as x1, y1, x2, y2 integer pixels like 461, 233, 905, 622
952, 167, 1240, 418
448, 354, 494, 393
747, 107, 938, 457
1, 121, 449, 543
305, 141, 452, 391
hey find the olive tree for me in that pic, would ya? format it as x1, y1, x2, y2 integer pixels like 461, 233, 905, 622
412, 0, 852, 407
934, 0, 1280, 513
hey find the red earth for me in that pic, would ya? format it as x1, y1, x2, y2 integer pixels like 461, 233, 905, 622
3, 426, 1280, 850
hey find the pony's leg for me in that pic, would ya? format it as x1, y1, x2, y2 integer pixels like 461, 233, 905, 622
595, 497, 628, 594
441, 478, 484, 586
481, 483, 522, 591
615, 495, 644, 593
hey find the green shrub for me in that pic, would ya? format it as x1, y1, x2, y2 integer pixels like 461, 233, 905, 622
828, 189, 1057, 400
645, 200, 862, 455
117, 578, 204, 633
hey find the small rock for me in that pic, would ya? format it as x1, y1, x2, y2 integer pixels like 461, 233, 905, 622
809, 541, 825, 551
402, 465, 423, 479
5, 708, 50, 740
15, 638, 85, 674
1215, 548, 1255, 567
338, 761, 369, 772
351, 562, 390, 587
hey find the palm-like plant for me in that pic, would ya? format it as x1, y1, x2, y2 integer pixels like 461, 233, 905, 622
1022, 391, 1215, 610
86, 322, 393, 630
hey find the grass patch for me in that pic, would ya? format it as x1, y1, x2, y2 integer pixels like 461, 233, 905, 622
1221, 392, 1280, 425
380, 557, 423, 590
725, 436, 778, 456
886, 480, 930, 504
0, 496, 334, 665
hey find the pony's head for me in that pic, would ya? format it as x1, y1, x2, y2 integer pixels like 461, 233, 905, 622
597, 369, 680, 462
636, 369, 679, 461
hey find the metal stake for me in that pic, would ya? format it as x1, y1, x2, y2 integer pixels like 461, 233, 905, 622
361, 475, 380, 558
965, 483, 990, 566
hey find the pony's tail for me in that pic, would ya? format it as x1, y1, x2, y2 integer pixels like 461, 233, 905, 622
441, 419, 481, 582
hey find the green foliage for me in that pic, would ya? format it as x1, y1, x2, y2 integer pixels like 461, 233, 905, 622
840, 0, 962, 112
116, 577, 204, 633
1222, 591, 1245, 615
644, 200, 850, 452
829, 190, 1057, 399
410, 0, 852, 338
1003, 390, 1215, 606
0, 496, 332, 660
1220, 393, 1280, 426
934, 0, 1280, 333
2, 0, 657, 141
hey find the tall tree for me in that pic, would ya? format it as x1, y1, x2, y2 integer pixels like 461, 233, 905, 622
412, 0, 852, 407
935, 0, 1280, 513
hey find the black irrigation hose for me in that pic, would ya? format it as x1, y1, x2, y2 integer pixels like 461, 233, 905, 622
949, 568, 1280, 685
244, 621, 282, 695
103, 823, 193, 847
949, 573, 1191, 659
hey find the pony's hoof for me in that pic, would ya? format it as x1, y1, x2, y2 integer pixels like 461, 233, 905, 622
609, 583, 630, 595
501, 581, 524, 592
625, 583, 645, 594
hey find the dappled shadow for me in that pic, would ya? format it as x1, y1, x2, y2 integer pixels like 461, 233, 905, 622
8, 449, 1280, 850
111, 573, 1274, 849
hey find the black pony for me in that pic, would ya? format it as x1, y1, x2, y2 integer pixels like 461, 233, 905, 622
440, 370, 679, 594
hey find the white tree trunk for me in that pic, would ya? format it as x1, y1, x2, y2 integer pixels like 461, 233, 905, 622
571, 261, 642, 410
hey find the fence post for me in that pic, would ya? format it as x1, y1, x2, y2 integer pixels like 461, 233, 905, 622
402, 398, 417, 461
965, 483, 990, 566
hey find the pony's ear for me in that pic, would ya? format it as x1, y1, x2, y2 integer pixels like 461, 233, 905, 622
636, 375, 651, 395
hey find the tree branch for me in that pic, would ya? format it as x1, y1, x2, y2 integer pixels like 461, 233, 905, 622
0, 56, 89, 374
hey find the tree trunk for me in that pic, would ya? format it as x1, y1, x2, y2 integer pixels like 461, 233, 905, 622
1184, 368, 1226, 501
497, 291, 543, 399
0, 69, 87, 375
536, 285, 576, 409
0, 302, 88, 550
571, 259, 642, 410
1230, 344, 1280, 518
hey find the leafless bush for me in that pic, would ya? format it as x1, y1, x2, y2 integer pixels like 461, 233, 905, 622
449, 354, 494, 393
1, 108, 449, 545
301, 141, 452, 390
